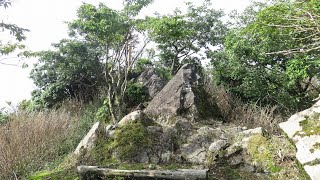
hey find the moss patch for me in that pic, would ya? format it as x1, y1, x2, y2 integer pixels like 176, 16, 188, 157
313, 142, 320, 150
28, 168, 78, 180
112, 121, 152, 161
296, 113, 320, 137
247, 134, 279, 173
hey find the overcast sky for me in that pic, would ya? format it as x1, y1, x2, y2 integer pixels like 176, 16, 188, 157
0, 0, 251, 109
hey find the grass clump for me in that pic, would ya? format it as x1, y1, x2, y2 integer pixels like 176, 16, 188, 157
0, 100, 98, 179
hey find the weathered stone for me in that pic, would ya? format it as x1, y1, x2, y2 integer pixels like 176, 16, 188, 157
105, 124, 115, 138
181, 143, 207, 164
279, 100, 320, 180
181, 126, 222, 164
74, 122, 100, 155
137, 68, 167, 98
118, 110, 151, 127
296, 135, 320, 164
304, 165, 320, 180
279, 102, 320, 138
225, 143, 242, 157
228, 154, 243, 166
208, 140, 228, 153
144, 64, 219, 124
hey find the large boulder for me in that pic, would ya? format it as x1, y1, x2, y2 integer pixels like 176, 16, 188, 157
144, 64, 220, 124
279, 100, 320, 180
137, 68, 167, 98
74, 122, 100, 155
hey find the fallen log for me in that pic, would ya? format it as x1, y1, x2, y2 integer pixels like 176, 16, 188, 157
77, 165, 208, 180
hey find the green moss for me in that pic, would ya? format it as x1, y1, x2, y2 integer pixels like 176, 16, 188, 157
112, 121, 152, 161
313, 142, 320, 150
117, 163, 145, 170
296, 113, 320, 137
28, 168, 78, 180
247, 135, 282, 173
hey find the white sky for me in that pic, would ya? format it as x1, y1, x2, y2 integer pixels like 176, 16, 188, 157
0, 0, 251, 109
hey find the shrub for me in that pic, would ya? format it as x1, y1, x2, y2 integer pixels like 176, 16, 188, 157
125, 83, 148, 107
135, 58, 153, 73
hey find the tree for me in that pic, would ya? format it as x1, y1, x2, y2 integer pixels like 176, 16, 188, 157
30, 39, 104, 109
0, 0, 29, 65
147, 0, 227, 75
68, 1, 152, 123
211, 0, 320, 111
263, 0, 320, 56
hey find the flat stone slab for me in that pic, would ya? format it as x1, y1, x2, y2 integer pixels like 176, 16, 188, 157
304, 165, 320, 180
279, 100, 320, 180
296, 135, 320, 165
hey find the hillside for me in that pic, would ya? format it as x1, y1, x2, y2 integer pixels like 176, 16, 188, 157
1, 0, 320, 179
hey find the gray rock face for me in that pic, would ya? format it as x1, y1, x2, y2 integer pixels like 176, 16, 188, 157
208, 140, 228, 153
74, 122, 100, 155
144, 64, 219, 124
117, 110, 151, 127
137, 68, 167, 98
279, 100, 320, 180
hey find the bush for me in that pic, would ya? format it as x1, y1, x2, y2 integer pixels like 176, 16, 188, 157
135, 58, 153, 73
125, 83, 148, 107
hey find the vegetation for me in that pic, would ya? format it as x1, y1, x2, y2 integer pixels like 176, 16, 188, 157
296, 113, 320, 137
147, 0, 226, 75
2, 0, 320, 179
0, 101, 97, 179
0, 0, 30, 65
211, 0, 320, 112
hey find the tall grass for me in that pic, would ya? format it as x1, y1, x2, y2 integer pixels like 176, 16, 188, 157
0, 100, 97, 179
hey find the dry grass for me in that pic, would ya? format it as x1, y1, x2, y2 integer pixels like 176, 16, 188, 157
0, 101, 90, 179
203, 75, 285, 134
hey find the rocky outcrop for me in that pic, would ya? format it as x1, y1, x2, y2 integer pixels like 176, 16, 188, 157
144, 64, 220, 124
74, 122, 100, 155
137, 68, 167, 98
279, 100, 320, 180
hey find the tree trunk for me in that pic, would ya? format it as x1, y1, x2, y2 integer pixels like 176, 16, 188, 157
77, 166, 208, 180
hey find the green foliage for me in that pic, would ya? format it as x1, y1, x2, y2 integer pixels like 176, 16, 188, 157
147, 0, 227, 75
0, 0, 29, 63
211, 0, 320, 111
68, 1, 153, 122
28, 168, 78, 180
112, 121, 152, 161
135, 58, 153, 73
125, 82, 148, 107
30, 39, 104, 109
95, 99, 110, 123
0, 108, 8, 124
154, 64, 172, 81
